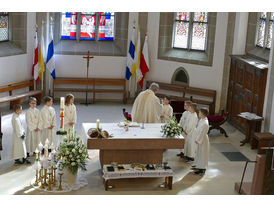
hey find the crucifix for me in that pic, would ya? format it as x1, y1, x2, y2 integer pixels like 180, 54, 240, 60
81, 50, 94, 105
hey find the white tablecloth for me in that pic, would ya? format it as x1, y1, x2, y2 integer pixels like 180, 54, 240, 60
81, 123, 184, 146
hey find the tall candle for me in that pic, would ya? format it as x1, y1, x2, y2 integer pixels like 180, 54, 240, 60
96, 119, 100, 129
60, 97, 65, 109
35, 148, 39, 161
60, 97, 65, 131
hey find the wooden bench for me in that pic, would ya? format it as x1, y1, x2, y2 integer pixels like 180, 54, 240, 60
146, 81, 216, 115
0, 80, 42, 109
53, 77, 127, 104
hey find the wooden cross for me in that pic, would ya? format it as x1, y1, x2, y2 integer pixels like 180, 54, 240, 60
82, 50, 94, 105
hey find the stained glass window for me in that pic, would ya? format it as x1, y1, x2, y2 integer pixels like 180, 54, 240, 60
80, 12, 96, 40
173, 12, 208, 51
61, 12, 77, 40
98, 12, 115, 40
266, 12, 274, 49
256, 12, 266, 47
0, 12, 9, 42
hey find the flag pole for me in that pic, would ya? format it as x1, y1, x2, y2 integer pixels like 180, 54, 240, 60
34, 24, 38, 90
41, 20, 45, 91
48, 16, 53, 96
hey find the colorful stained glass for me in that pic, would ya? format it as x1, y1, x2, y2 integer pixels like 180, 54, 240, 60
0, 12, 8, 41
176, 12, 190, 21
61, 12, 77, 40
256, 19, 266, 47
173, 21, 189, 48
80, 12, 96, 40
98, 12, 115, 40
270, 12, 274, 20
260, 12, 267, 19
193, 12, 208, 22
266, 21, 273, 48
191, 23, 207, 50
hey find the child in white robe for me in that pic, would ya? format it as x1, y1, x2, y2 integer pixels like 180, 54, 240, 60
64, 94, 77, 133
41, 96, 56, 146
26, 97, 43, 156
160, 96, 173, 123
12, 104, 30, 164
177, 100, 192, 157
193, 108, 210, 175
183, 103, 198, 162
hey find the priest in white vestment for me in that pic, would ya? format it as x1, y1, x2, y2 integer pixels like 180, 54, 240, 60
131, 82, 163, 123
26, 97, 43, 154
183, 103, 198, 162
193, 108, 210, 175
41, 97, 56, 145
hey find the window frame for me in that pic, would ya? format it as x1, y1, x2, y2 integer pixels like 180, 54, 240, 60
172, 12, 208, 52
255, 12, 273, 50
60, 12, 116, 42
0, 12, 9, 42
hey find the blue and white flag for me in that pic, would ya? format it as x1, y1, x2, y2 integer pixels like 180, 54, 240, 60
46, 24, 56, 79
125, 26, 137, 80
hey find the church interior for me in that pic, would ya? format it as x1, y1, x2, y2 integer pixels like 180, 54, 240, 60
1, 1, 274, 200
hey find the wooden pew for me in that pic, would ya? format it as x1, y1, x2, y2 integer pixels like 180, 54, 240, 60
0, 80, 42, 109
146, 81, 216, 115
53, 77, 127, 104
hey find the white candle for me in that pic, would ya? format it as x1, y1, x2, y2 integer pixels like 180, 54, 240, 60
45, 138, 49, 147
35, 148, 39, 161
44, 145, 48, 158
60, 97, 65, 109
97, 119, 100, 129
38, 142, 43, 151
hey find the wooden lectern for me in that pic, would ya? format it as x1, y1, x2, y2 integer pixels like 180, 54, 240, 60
235, 146, 274, 194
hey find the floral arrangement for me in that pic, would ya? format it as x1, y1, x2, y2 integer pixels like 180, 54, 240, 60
161, 116, 183, 138
57, 131, 89, 175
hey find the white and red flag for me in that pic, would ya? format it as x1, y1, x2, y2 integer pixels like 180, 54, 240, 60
139, 34, 150, 88
32, 27, 39, 83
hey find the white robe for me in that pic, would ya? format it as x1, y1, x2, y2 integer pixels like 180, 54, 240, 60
26, 108, 43, 153
179, 110, 190, 131
183, 112, 198, 158
11, 113, 27, 160
41, 105, 56, 145
131, 89, 163, 123
161, 104, 173, 123
194, 118, 210, 169
64, 104, 77, 132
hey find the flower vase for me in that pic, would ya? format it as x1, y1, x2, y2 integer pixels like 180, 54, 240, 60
64, 167, 78, 185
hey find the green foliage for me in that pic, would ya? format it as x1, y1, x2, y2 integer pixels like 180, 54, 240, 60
57, 132, 89, 175
161, 116, 182, 138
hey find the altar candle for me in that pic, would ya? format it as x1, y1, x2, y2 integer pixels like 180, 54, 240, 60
45, 138, 49, 147
35, 148, 39, 161
44, 144, 48, 158
97, 119, 100, 129
60, 97, 65, 109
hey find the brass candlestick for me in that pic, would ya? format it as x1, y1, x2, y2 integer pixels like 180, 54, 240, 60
57, 173, 63, 191
52, 167, 57, 187
43, 169, 48, 186
47, 170, 52, 191
38, 168, 43, 182
39, 169, 45, 189
34, 169, 39, 186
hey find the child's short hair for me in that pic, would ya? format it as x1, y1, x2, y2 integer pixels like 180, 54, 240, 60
200, 108, 209, 117
29, 97, 37, 103
14, 104, 22, 112
189, 103, 197, 111
65, 94, 74, 105
164, 96, 171, 101
185, 100, 192, 106
44, 96, 53, 103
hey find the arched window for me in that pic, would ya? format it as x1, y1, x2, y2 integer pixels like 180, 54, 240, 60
0, 12, 9, 42
173, 12, 208, 51
61, 12, 115, 41
256, 12, 274, 49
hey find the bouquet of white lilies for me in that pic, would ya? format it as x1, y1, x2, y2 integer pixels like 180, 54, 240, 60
161, 116, 183, 138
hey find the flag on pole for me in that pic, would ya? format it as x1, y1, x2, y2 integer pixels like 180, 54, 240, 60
125, 26, 137, 80
38, 31, 45, 81
132, 28, 142, 82
139, 34, 150, 88
32, 27, 39, 83
46, 24, 56, 79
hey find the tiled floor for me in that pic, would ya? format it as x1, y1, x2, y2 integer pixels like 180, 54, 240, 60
0, 102, 258, 195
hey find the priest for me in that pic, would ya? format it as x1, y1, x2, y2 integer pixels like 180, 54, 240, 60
131, 82, 163, 123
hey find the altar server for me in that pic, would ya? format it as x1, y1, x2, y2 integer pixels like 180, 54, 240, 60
160, 96, 173, 123
12, 104, 30, 164
26, 97, 43, 155
131, 82, 163, 123
64, 94, 77, 133
41, 96, 56, 145
177, 101, 192, 157
193, 108, 210, 175
183, 103, 198, 162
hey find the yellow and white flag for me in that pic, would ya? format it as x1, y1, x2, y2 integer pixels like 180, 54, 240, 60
38, 32, 45, 81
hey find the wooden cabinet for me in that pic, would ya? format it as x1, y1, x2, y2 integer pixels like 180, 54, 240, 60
227, 55, 268, 133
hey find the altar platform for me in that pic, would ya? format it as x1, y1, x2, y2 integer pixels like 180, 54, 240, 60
81, 123, 185, 167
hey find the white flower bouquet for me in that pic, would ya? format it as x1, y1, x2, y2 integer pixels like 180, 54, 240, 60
161, 116, 183, 138
57, 132, 89, 175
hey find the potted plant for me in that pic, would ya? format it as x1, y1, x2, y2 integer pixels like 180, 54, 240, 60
161, 116, 183, 138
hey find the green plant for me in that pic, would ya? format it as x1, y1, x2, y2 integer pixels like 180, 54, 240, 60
161, 116, 182, 138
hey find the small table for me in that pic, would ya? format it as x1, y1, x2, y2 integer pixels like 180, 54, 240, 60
102, 164, 174, 190
237, 113, 264, 146
251, 132, 274, 153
